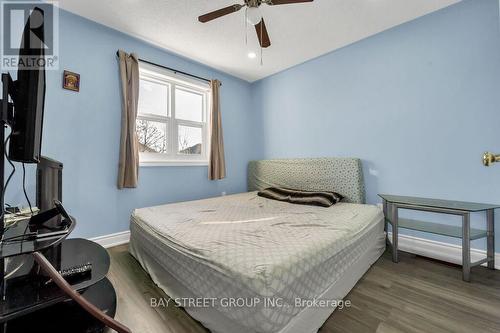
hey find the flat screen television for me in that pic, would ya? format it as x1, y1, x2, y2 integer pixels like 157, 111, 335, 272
8, 7, 46, 163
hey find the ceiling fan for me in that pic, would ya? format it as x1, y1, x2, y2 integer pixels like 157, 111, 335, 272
198, 0, 314, 49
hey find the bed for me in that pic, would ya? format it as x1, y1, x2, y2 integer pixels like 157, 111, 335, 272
129, 158, 385, 333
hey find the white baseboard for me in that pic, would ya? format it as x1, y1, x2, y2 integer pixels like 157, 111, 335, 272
389, 232, 499, 270
90, 230, 130, 249
88, 230, 498, 270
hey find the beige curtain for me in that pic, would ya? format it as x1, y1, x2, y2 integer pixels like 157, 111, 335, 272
208, 80, 226, 180
117, 50, 140, 189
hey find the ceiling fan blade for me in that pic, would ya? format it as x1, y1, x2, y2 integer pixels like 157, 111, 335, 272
198, 4, 243, 23
267, 0, 313, 5
255, 19, 271, 48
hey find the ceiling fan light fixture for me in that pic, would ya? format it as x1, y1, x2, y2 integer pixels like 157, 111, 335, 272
246, 7, 262, 25
198, 0, 315, 52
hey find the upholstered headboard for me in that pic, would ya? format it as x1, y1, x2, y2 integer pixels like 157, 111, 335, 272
248, 158, 365, 204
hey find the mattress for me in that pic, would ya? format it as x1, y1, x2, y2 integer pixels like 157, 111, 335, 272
129, 191, 385, 333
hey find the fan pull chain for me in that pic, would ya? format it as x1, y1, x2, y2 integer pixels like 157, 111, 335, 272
260, 20, 263, 66
245, 7, 248, 45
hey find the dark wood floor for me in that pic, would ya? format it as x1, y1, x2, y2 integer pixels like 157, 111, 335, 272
106, 245, 500, 333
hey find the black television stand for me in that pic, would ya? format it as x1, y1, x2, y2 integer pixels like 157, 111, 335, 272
0, 217, 131, 333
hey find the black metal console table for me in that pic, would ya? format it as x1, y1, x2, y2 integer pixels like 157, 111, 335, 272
379, 194, 497, 282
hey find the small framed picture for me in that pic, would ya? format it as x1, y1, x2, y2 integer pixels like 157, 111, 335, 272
63, 70, 80, 92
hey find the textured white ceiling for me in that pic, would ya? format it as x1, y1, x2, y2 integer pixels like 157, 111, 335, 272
57, 0, 461, 82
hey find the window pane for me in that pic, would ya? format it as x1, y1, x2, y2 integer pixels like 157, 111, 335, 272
138, 79, 168, 117
175, 88, 203, 122
136, 119, 168, 153
178, 125, 202, 155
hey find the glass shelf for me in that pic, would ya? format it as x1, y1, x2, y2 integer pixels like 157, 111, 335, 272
0, 217, 75, 258
0, 238, 110, 322
5, 277, 116, 332
387, 218, 487, 240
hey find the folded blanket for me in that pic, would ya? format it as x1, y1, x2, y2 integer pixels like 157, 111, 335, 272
258, 187, 343, 207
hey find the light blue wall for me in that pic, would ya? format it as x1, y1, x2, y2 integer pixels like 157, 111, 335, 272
3, 8, 260, 238
3, 0, 500, 251
251, 0, 500, 250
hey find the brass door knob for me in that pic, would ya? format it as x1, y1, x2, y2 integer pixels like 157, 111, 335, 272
483, 152, 500, 166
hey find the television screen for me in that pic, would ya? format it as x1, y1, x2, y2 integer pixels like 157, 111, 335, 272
8, 7, 46, 163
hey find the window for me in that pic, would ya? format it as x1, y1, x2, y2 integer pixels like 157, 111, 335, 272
136, 62, 211, 166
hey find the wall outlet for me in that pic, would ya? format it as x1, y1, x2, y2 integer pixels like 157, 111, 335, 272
221, 191, 227, 196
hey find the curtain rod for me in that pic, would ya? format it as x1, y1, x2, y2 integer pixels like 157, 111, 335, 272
116, 51, 221, 86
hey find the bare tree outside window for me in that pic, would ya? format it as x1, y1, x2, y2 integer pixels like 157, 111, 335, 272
178, 125, 202, 155
136, 120, 167, 153
178, 133, 190, 152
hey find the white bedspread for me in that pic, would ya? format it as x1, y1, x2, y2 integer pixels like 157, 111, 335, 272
131, 191, 383, 332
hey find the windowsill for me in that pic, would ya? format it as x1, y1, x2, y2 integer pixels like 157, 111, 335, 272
140, 160, 209, 167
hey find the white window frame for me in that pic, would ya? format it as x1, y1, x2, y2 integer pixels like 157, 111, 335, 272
137, 62, 211, 167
